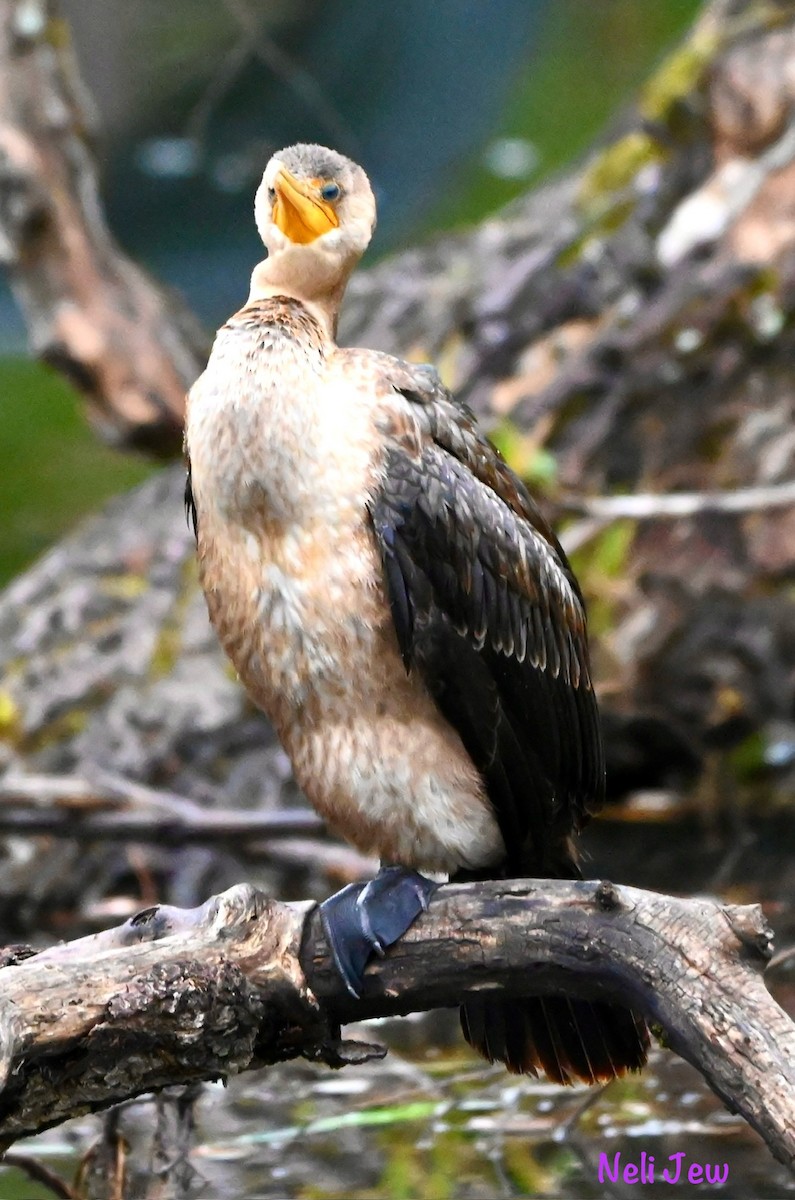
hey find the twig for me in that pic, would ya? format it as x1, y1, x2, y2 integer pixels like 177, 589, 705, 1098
0, 802, 325, 845
0, 769, 205, 818
768, 945, 795, 972
553, 1083, 634, 1200
252, 837, 376, 881
561, 479, 795, 521
554, 1080, 613, 1144
222, 0, 358, 155
184, 34, 253, 149
0, 770, 378, 881
0, 769, 327, 844
0, 1152, 76, 1199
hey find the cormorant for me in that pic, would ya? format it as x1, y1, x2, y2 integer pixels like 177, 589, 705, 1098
185, 143, 649, 1083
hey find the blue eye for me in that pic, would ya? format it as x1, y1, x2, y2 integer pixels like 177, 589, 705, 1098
320, 182, 340, 202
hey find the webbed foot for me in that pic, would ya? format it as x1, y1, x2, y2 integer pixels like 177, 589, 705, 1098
320, 865, 438, 997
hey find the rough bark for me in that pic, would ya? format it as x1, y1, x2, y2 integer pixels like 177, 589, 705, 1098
0, 880, 792, 1173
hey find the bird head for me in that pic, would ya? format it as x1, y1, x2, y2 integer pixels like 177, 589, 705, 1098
251, 144, 376, 317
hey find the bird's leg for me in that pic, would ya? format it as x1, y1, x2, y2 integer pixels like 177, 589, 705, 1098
320, 864, 438, 998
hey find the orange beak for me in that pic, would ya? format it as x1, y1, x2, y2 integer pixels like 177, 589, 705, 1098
272, 167, 339, 244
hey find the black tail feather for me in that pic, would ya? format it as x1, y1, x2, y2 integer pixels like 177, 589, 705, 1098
461, 993, 649, 1084
428, 615, 649, 1084
455, 844, 650, 1084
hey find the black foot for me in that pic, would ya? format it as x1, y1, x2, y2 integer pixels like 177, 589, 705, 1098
320, 866, 438, 998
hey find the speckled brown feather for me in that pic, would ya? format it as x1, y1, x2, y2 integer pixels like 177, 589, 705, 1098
186, 298, 502, 875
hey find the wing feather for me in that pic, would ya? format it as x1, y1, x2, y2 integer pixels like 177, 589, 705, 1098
184, 461, 198, 541
367, 362, 604, 870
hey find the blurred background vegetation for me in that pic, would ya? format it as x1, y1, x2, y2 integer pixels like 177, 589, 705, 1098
6, 6, 795, 1197
0, 0, 700, 585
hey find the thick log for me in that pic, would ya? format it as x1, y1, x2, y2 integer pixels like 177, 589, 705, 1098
0, 879, 792, 1173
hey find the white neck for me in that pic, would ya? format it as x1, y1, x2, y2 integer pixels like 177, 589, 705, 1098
247, 247, 356, 340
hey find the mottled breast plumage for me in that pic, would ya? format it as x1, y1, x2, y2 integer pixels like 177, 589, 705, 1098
185, 300, 504, 874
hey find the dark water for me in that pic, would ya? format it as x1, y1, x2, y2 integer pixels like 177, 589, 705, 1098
4, 1036, 792, 1198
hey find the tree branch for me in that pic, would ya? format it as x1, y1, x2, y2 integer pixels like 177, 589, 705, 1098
0, 880, 792, 1174
0, 772, 382, 881
0, 769, 326, 843
561, 478, 795, 520
0, 0, 207, 454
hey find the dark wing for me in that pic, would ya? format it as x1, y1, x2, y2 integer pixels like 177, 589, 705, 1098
185, 461, 198, 541
368, 361, 604, 874
365, 360, 649, 1085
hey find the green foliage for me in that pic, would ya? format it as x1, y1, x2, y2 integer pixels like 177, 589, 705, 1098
568, 519, 638, 638
0, 691, 21, 743
0, 358, 153, 586
502, 1140, 562, 1195
728, 729, 767, 783
579, 131, 666, 213
640, 25, 718, 122
589, 519, 637, 580
0, 1163, 67, 1200
490, 419, 558, 487
379, 1128, 477, 1200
